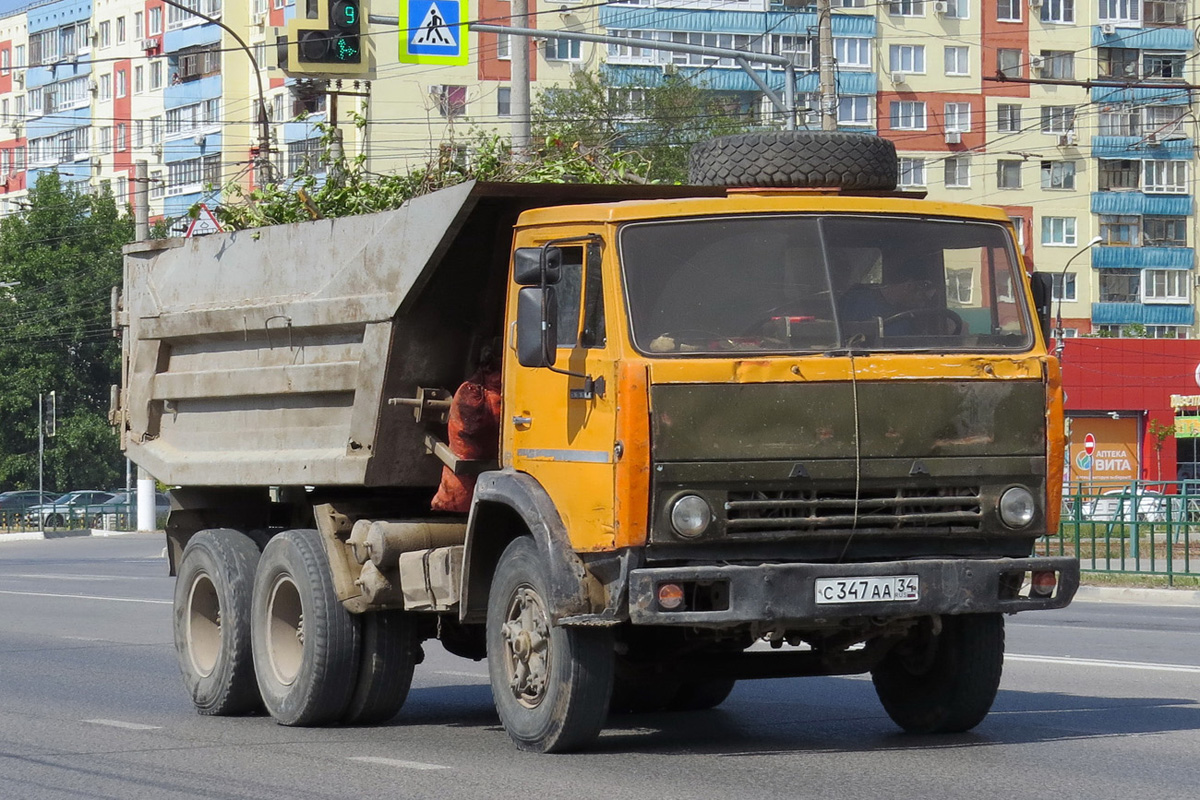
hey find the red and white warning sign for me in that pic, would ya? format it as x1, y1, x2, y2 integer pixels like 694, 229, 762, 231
185, 203, 223, 237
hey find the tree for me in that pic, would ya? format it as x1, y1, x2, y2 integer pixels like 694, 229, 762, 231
0, 172, 135, 492
533, 71, 756, 183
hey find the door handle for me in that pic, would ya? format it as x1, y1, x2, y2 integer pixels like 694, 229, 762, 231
512, 415, 533, 427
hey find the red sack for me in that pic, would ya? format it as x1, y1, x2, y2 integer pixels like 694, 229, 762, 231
431, 369, 501, 512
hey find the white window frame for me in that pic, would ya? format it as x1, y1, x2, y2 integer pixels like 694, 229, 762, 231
997, 159, 1022, 189
889, 0, 925, 16
944, 156, 970, 188
1143, 269, 1189, 302
1041, 160, 1076, 190
889, 44, 926, 74
944, 46, 969, 76
890, 100, 927, 130
944, 102, 971, 132
1051, 272, 1077, 301
1040, 105, 1075, 134
1040, 0, 1074, 22
898, 157, 926, 187
1099, 0, 1140, 22
943, 0, 968, 18
837, 96, 870, 127
997, 103, 1021, 132
997, 0, 1021, 21
834, 37, 871, 70
1042, 216, 1078, 246
1144, 160, 1188, 193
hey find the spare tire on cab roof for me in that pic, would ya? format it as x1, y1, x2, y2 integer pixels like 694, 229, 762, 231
688, 131, 898, 191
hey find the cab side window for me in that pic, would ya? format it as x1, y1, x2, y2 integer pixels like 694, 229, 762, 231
554, 243, 606, 349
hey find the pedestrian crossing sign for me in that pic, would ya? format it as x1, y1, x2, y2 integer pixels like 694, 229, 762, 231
400, 0, 468, 65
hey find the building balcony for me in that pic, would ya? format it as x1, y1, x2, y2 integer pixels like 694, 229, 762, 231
1092, 135, 1192, 160
1091, 192, 1193, 216
1092, 302, 1194, 325
1093, 245, 1194, 269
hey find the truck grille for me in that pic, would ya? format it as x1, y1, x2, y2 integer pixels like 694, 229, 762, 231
724, 487, 982, 534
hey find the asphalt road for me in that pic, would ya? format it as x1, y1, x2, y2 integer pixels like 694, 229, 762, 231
1, 533, 1198, 800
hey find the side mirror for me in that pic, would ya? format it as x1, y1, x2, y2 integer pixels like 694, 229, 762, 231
516, 287, 557, 368
1030, 272, 1054, 346
514, 246, 563, 286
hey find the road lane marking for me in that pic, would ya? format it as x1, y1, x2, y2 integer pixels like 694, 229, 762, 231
0, 589, 170, 605
83, 719, 163, 730
349, 757, 449, 770
1008, 653, 1200, 673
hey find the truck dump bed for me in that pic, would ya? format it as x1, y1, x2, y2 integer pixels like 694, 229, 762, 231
118, 180, 720, 488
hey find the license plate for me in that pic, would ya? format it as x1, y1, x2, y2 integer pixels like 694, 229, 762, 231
815, 575, 920, 605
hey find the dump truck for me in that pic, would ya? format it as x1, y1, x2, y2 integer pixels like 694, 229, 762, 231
116, 132, 1079, 753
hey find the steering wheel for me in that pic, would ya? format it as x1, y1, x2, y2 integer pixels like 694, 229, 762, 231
882, 308, 965, 335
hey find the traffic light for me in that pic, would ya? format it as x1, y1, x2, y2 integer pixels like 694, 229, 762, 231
282, 0, 375, 78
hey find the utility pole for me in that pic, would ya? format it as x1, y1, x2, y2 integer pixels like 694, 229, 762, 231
509, 0, 532, 159
817, 0, 837, 131
133, 160, 149, 241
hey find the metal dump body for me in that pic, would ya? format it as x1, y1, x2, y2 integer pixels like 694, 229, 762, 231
119, 180, 721, 488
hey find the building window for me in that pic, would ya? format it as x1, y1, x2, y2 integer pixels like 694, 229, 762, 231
99, 73, 112, 101
1144, 105, 1185, 138
944, 102, 971, 131
497, 86, 511, 117
1042, 216, 1077, 245
1098, 158, 1140, 189
1144, 160, 1188, 193
834, 96, 868, 126
1040, 106, 1075, 134
98, 126, 112, 152
544, 38, 581, 62
888, 0, 924, 15
996, 103, 1021, 132
1144, 216, 1187, 246
1098, 104, 1138, 135
135, 66, 144, 94
1009, 215, 1027, 248
942, 0, 968, 18
1143, 51, 1185, 80
1144, 0, 1185, 25
1051, 272, 1076, 301
834, 38, 871, 69
944, 46, 969, 76
772, 36, 814, 70
150, 169, 164, 199
1100, 214, 1140, 245
997, 159, 1022, 188
1144, 269, 1190, 302
1099, 0, 1140, 22
167, 153, 223, 193
898, 157, 926, 187
149, 7, 163, 34
150, 61, 163, 90
135, 11, 144, 38
117, 16, 126, 44
1040, 0, 1074, 22
889, 44, 926, 74
98, 21, 111, 48
174, 45, 222, 82
997, 49, 1022, 78
116, 123, 127, 151
496, 32, 510, 60
1041, 160, 1076, 189
116, 69, 127, 98
944, 156, 970, 188
1098, 48, 1139, 79
890, 101, 926, 130
947, 269, 974, 304
997, 0, 1021, 20
1039, 51, 1074, 79
1099, 269, 1140, 302
435, 85, 468, 118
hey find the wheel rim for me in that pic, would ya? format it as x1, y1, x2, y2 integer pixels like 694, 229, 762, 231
266, 575, 304, 686
185, 572, 221, 678
500, 583, 551, 709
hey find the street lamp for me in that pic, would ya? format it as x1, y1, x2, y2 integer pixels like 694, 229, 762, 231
1055, 235, 1103, 359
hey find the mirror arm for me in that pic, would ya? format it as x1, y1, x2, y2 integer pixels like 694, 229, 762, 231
539, 234, 606, 399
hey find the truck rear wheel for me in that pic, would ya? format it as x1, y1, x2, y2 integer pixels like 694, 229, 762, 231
174, 529, 262, 715
342, 610, 418, 725
487, 537, 614, 753
871, 613, 1004, 734
251, 528, 361, 726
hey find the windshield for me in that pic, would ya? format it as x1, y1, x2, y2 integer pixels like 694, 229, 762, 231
619, 214, 1032, 355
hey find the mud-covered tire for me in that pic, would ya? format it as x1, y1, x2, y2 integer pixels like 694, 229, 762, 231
487, 537, 615, 752
174, 529, 263, 716
668, 678, 737, 712
871, 613, 1004, 734
342, 610, 418, 725
688, 131, 898, 190
251, 528, 361, 726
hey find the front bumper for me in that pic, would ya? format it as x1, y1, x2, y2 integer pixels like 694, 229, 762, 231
628, 556, 1079, 627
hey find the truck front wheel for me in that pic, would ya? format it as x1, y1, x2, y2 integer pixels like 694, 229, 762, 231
174, 529, 262, 715
871, 613, 1004, 734
251, 529, 361, 726
487, 537, 614, 753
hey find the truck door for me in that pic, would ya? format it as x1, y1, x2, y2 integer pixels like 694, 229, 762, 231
504, 237, 619, 552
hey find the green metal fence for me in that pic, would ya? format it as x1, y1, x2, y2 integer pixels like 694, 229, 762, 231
1040, 480, 1199, 582
0, 506, 151, 534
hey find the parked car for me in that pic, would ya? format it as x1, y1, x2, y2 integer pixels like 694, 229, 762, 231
26, 491, 116, 529
1083, 489, 1173, 523
0, 491, 58, 526
93, 491, 171, 525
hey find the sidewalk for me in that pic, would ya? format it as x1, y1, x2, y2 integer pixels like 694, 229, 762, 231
1073, 584, 1200, 606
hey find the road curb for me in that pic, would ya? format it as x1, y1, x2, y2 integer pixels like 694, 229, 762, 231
0, 529, 157, 543
1073, 585, 1200, 606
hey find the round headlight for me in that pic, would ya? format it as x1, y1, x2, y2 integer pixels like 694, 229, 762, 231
670, 495, 712, 538
998, 487, 1036, 528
